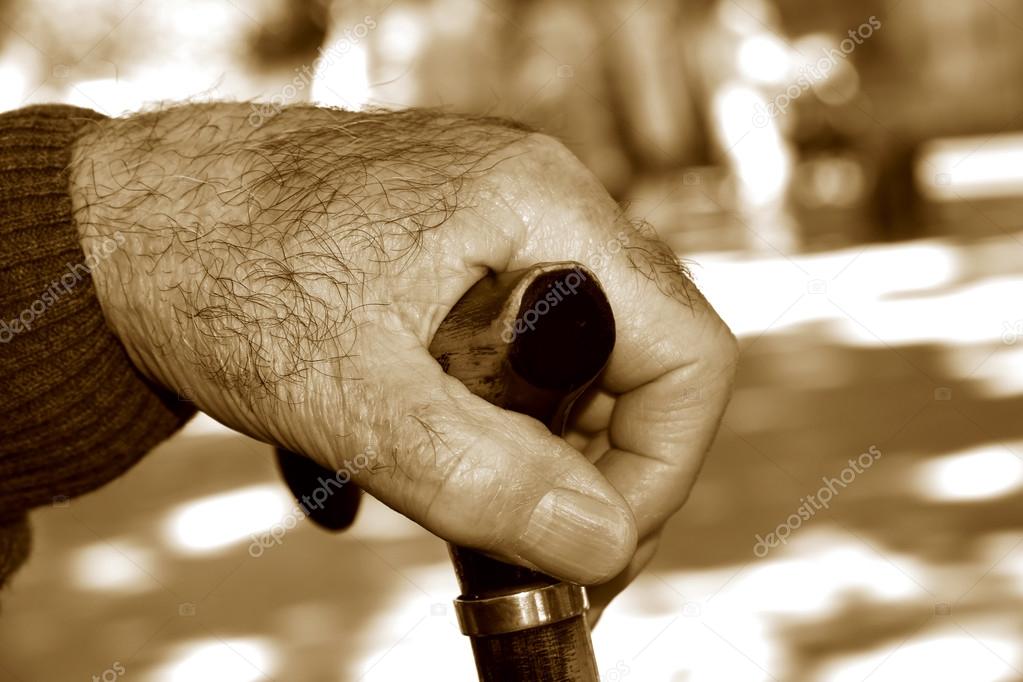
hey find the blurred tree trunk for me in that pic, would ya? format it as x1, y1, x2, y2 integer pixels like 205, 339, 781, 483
594, 0, 710, 172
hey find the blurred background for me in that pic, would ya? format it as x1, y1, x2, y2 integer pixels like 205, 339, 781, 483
3, 0, 1023, 680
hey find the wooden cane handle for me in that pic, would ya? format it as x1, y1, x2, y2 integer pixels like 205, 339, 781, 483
278, 262, 614, 681
428, 263, 613, 682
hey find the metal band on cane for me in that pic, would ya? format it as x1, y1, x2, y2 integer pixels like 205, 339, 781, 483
454, 582, 590, 637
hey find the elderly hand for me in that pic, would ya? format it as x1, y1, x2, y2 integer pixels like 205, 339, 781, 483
69, 104, 737, 615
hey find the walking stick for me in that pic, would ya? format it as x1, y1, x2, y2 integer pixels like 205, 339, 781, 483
277, 262, 615, 681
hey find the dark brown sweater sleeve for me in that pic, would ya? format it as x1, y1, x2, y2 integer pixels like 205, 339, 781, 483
0, 105, 196, 587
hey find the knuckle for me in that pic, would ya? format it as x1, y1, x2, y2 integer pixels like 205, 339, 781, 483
494, 132, 592, 188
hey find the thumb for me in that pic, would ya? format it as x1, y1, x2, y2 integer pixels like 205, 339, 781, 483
351, 351, 638, 585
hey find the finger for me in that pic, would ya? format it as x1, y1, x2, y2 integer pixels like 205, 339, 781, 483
597, 334, 735, 537
335, 344, 639, 585
599, 276, 736, 537
564, 430, 589, 453
582, 430, 610, 463
569, 387, 616, 434
563, 429, 610, 463
493, 143, 738, 537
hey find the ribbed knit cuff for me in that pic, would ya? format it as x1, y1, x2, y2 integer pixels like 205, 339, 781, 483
0, 105, 196, 587
0, 516, 29, 596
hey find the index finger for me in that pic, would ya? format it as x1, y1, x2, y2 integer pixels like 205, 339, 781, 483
595, 227, 737, 536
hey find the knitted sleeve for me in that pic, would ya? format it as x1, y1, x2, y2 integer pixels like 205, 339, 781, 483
0, 105, 196, 587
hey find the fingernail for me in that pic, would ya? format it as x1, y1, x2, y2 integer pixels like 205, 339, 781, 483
521, 488, 636, 583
